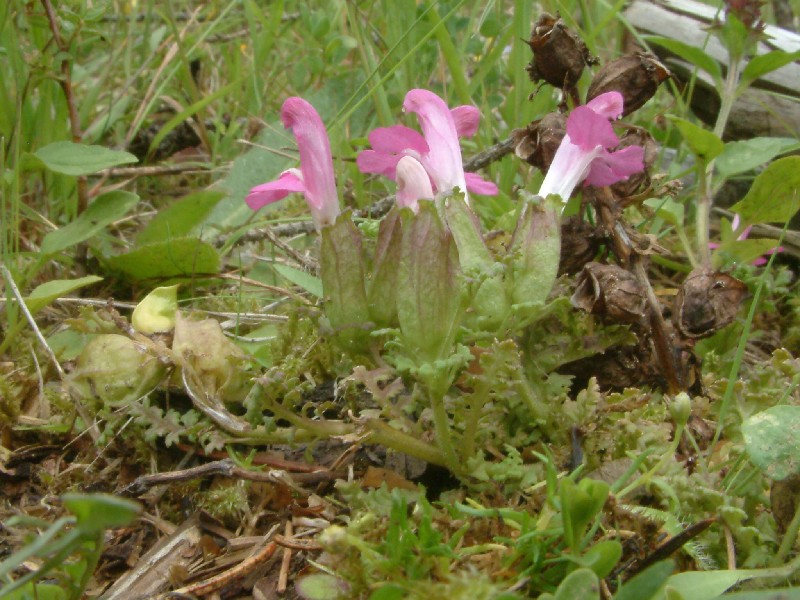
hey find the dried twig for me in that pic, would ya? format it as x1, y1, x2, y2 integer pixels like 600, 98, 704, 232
122, 458, 338, 496
164, 536, 279, 597
1, 266, 65, 380
277, 521, 293, 593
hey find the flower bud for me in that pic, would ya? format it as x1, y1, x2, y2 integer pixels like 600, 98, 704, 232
587, 53, 670, 117
670, 392, 692, 427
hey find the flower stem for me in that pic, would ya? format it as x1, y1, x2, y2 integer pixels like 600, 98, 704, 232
696, 58, 741, 266
430, 392, 463, 476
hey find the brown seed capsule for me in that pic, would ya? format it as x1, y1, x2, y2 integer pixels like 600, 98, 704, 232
587, 53, 670, 117
559, 216, 602, 275
526, 13, 594, 92
571, 262, 648, 325
611, 127, 659, 198
673, 268, 748, 339
512, 112, 567, 172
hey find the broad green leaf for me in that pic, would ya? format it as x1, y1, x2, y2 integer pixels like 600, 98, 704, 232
572, 540, 623, 578
136, 190, 225, 245
667, 117, 724, 162
368, 584, 406, 600
32, 141, 137, 176
739, 50, 800, 91
132, 285, 179, 334
663, 561, 800, 600
742, 405, 800, 481
732, 156, 800, 224
295, 573, 349, 599
3, 583, 68, 600
41, 191, 140, 255
272, 263, 323, 298
25, 276, 103, 315
552, 568, 599, 600
614, 559, 674, 600
720, 589, 800, 599
712, 238, 781, 268
716, 137, 799, 178
644, 37, 721, 82
62, 493, 141, 532
105, 238, 220, 281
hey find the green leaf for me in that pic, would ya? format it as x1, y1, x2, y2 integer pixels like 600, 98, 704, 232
644, 37, 721, 83
136, 190, 225, 245
105, 238, 220, 281
614, 559, 674, 600
739, 50, 800, 91
3, 583, 68, 600
368, 584, 406, 600
552, 568, 600, 600
41, 191, 140, 255
572, 540, 623, 578
720, 589, 800, 600
644, 197, 684, 228
295, 573, 349, 600
742, 405, 800, 481
732, 156, 800, 224
667, 117, 724, 162
25, 276, 103, 315
273, 263, 323, 298
716, 137, 799, 178
132, 285, 179, 334
61, 493, 141, 532
32, 141, 137, 176
712, 238, 781, 268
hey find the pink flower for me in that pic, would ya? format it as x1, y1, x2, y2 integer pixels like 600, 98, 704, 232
356, 89, 498, 203
395, 156, 434, 212
710, 214, 784, 266
538, 91, 645, 202
246, 97, 340, 231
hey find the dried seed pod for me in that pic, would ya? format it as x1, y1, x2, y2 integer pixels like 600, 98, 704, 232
674, 268, 748, 339
559, 216, 602, 275
512, 112, 567, 171
571, 262, 648, 324
526, 13, 594, 91
612, 127, 659, 199
587, 53, 670, 117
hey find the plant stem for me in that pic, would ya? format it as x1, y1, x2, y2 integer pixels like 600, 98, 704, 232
41, 0, 88, 217
430, 391, 463, 476
697, 58, 741, 265
364, 418, 448, 468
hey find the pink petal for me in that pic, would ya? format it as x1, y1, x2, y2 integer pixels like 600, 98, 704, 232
395, 156, 434, 212
246, 170, 306, 211
464, 172, 498, 195
585, 91, 624, 120
451, 105, 480, 137
281, 97, 339, 228
357, 149, 402, 179
585, 145, 645, 187
567, 105, 619, 150
369, 125, 429, 155
404, 89, 467, 196
539, 137, 600, 201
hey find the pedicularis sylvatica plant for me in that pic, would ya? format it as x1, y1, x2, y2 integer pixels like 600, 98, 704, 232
244, 89, 645, 476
